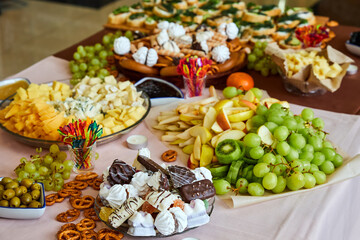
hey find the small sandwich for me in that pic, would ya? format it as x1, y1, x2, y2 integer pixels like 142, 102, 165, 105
279, 35, 302, 49
144, 17, 157, 29
126, 13, 147, 28
195, 0, 222, 17
252, 20, 276, 36
173, 0, 188, 10
272, 27, 294, 41
153, 3, 176, 18
181, 9, 196, 23
232, 1, 246, 10
242, 10, 271, 23
248, 4, 282, 17
238, 28, 253, 44
187, 0, 198, 6
130, 3, 145, 13
219, 0, 245, 10
219, 6, 240, 18
277, 14, 301, 29
287, 7, 316, 25
108, 6, 131, 25
141, 0, 161, 8
250, 34, 274, 44
206, 15, 233, 27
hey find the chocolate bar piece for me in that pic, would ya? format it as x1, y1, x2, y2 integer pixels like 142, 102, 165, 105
108, 159, 136, 186
168, 165, 196, 188
179, 179, 215, 203
137, 155, 168, 174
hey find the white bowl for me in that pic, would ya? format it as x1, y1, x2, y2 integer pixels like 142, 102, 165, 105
345, 41, 360, 57
0, 178, 46, 219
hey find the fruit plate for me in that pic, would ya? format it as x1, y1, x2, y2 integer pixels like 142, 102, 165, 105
0, 79, 151, 149
94, 195, 215, 238
0, 178, 46, 219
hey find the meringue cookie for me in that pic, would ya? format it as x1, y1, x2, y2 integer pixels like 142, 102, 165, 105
183, 199, 209, 228
162, 40, 180, 53
200, 40, 209, 54
99, 182, 111, 201
133, 47, 148, 65
225, 22, 239, 40
218, 23, 227, 36
114, 37, 131, 55
167, 23, 186, 39
157, 29, 169, 46
211, 45, 230, 63
157, 20, 169, 30
169, 207, 188, 233
192, 167, 213, 182
128, 211, 156, 236
154, 210, 175, 235
196, 31, 214, 42
106, 184, 139, 209
145, 190, 179, 212
130, 171, 151, 196
146, 48, 158, 67
175, 34, 193, 45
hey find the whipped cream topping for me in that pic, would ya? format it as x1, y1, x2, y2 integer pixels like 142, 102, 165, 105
145, 190, 179, 212
106, 184, 139, 209
146, 48, 158, 67
196, 31, 214, 42
192, 167, 213, 181
130, 171, 151, 196
154, 210, 175, 235
169, 207, 188, 233
133, 47, 148, 65
157, 20, 170, 30
211, 45, 230, 63
162, 40, 180, 53
167, 23, 186, 39
114, 37, 131, 55
157, 29, 169, 46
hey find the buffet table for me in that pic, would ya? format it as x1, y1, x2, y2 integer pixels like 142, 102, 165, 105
1, 24, 360, 240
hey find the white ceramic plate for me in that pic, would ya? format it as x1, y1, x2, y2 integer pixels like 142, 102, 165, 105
0, 178, 46, 219
345, 41, 360, 57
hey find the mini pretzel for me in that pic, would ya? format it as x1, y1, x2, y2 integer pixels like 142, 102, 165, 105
75, 218, 96, 232
75, 172, 98, 181
45, 193, 58, 206
91, 178, 102, 191
64, 181, 88, 190
71, 195, 95, 210
80, 230, 98, 240
84, 208, 100, 221
58, 189, 82, 198
211, 65, 220, 73
161, 150, 177, 162
55, 195, 65, 203
59, 223, 77, 232
98, 232, 123, 240
56, 209, 80, 223
57, 230, 81, 240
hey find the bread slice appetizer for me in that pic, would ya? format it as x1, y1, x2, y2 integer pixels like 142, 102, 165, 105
238, 28, 253, 44
250, 34, 274, 44
260, 4, 281, 17
126, 13, 147, 28
195, 0, 222, 17
277, 14, 301, 29
153, 3, 176, 18
108, 6, 131, 25
173, 0, 188, 10
272, 27, 294, 41
286, 7, 316, 25
219, 0, 244, 10
232, 1, 246, 10
207, 16, 232, 27
141, 0, 161, 8
130, 3, 145, 13
242, 11, 271, 23
181, 9, 196, 23
144, 17, 157, 29
279, 35, 302, 49
187, 0, 198, 6
252, 20, 276, 36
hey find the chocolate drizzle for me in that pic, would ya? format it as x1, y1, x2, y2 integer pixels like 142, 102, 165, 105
168, 165, 196, 188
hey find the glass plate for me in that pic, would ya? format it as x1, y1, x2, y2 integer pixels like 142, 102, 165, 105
94, 195, 215, 238
0, 79, 151, 149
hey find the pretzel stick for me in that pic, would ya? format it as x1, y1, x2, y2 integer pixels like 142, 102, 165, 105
130, 44, 137, 54
164, 56, 173, 61
156, 49, 185, 57
180, 48, 206, 57
138, 42, 144, 49
177, 43, 192, 49
150, 36, 158, 48
131, 35, 156, 44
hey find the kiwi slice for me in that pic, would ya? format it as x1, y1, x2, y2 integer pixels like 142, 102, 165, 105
215, 139, 242, 164
208, 164, 229, 178
226, 160, 244, 185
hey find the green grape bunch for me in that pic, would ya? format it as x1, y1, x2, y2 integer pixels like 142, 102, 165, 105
247, 41, 278, 77
14, 144, 74, 191
210, 103, 344, 196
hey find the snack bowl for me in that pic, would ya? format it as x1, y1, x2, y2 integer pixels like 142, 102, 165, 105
345, 41, 360, 57
0, 178, 46, 219
0, 79, 151, 149
94, 195, 215, 238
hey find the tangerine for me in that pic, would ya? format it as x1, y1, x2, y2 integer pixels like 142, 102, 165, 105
226, 72, 254, 91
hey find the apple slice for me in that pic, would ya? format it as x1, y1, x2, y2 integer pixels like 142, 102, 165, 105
160, 111, 177, 116
182, 144, 194, 154
176, 125, 198, 140
179, 113, 203, 122
211, 121, 224, 134
170, 139, 186, 145
203, 107, 217, 129
209, 85, 218, 98
200, 145, 214, 167
193, 136, 202, 160
245, 118, 253, 132
260, 97, 280, 108
188, 153, 199, 169
189, 126, 212, 144
216, 108, 231, 131
179, 137, 195, 147
190, 119, 203, 125
159, 116, 180, 125
243, 90, 255, 102
231, 122, 246, 131
227, 110, 254, 123
161, 135, 179, 142
215, 130, 246, 147
214, 99, 233, 112
257, 125, 274, 145
239, 99, 257, 111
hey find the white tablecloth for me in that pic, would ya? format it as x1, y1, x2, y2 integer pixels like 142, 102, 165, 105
0, 57, 359, 240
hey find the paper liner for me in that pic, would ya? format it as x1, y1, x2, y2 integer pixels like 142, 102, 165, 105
265, 43, 354, 93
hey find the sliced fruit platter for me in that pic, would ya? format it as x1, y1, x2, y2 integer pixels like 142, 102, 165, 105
148, 72, 349, 197
0, 76, 150, 148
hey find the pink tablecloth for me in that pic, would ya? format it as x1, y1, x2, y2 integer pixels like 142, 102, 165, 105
1, 57, 360, 240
